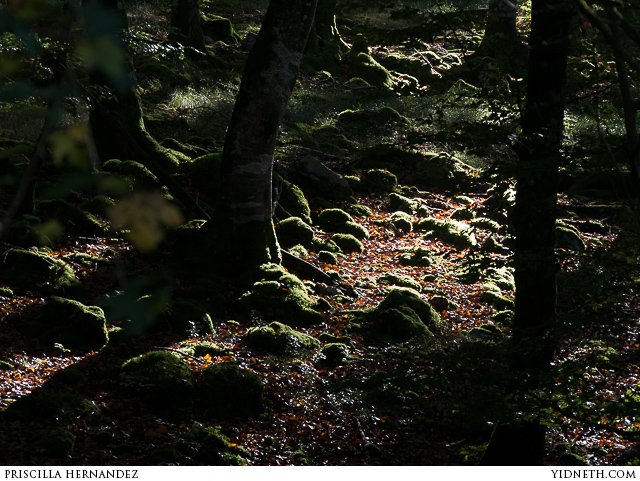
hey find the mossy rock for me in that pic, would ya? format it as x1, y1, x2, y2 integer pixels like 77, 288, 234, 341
26, 296, 109, 352
237, 264, 324, 327
0, 287, 14, 297
82, 195, 116, 216
556, 223, 586, 251
345, 77, 373, 88
318, 333, 352, 345
416, 217, 476, 249
155, 299, 215, 337
316, 342, 349, 367
470, 217, 502, 232
0, 248, 79, 292
429, 295, 459, 311
120, 350, 194, 413
339, 221, 369, 240
102, 159, 158, 190
398, 247, 433, 266
376, 287, 442, 331
450, 207, 475, 221
347, 203, 373, 217
378, 272, 421, 291
318, 250, 338, 264
480, 284, 515, 310
39, 199, 107, 236
186, 422, 248, 465
466, 324, 503, 341
331, 233, 364, 253
367, 306, 433, 343
278, 179, 312, 225
181, 341, 230, 357
336, 107, 409, 130
485, 266, 515, 291
38, 429, 75, 458
245, 321, 320, 355
360, 169, 397, 194
198, 362, 264, 418
492, 310, 514, 324
316, 208, 353, 230
3, 215, 60, 247
288, 244, 309, 258
313, 237, 342, 253
4, 391, 99, 422
202, 15, 241, 44
388, 193, 416, 214
348, 52, 395, 89
275, 217, 314, 248
288, 156, 352, 200
390, 211, 413, 233
62, 252, 110, 268
161, 138, 208, 157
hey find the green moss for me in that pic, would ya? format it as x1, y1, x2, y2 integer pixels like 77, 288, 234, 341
38, 429, 75, 458
331, 233, 364, 253
451, 207, 475, 221
345, 77, 372, 88
0, 360, 15, 370
470, 217, 502, 232
347, 203, 373, 217
121, 350, 194, 413
348, 52, 395, 89
368, 306, 433, 343
336, 107, 409, 129
556, 222, 586, 251
378, 272, 421, 291
161, 138, 208, 157
275, 217, 314, 248
429, 295, 459, 311
0, 249, 79, 294
238, 264, 324, 327
3, 215, 59, 247
102, 159, 158, 189
198, 362, 264, 418
29, 297, 109, 352
5, 391, 99, 422
312, 236, 342, 253
278, 180, 312, 225
388, 193, 416, 214
485, 267, 515, 291
376, 287, 442, 330
38, 199, 106, 236
186, 422, 248, 465
82, 195, 116, 216
62, 252, 110, 268
289, 244, 309, 258
317, 342, 349, 366
416, 217, 476, 249
0, 287, 14, 297
202, 15, 240, 44
360, 169, 397, 194
398, 247, 433, 267
155, 299, 215, 337
318, 250, 338, 264
390, 211, 413, 233
316, 208, 353, 230
339, 220, 369, 240
492, 310, 514, 324
480, 284, 515, 310
245, 321, 320, 355
182, 341, 230, 357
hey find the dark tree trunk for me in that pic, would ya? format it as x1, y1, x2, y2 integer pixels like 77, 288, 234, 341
304, 0, 346, 69
84, 0, 206, 218
169, 0, 206, 51
474, 0, 525, 74
512, 0, 573, 373
209, 0, 318, 278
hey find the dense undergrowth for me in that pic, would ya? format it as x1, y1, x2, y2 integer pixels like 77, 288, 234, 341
0, 0, 639, 466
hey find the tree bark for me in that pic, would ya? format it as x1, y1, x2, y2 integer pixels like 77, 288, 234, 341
478, 0, 519, 52
513, 0, 573, 372
304, 0, 346, 69
209, 0, 318, 278
169, 0, 206, 52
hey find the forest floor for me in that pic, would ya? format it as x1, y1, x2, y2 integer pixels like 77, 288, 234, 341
1, 0, 639, 467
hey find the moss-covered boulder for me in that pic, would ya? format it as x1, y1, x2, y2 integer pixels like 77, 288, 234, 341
429, 295, 459, 311
398, 247, 433, 266
102, 159, 159, 190
388, 193, 417, 214
120, 350, 194, 414
331, 233, 364, 253
348, 52, 395, 89
198, 362, 264, 418
470, 217, 502, 232
288, 156, 351, 200
245, 321, 320, 355
3, 215, 60, 247
336, 107, 409, 130
318, 250, 338, 264
416, 217, 476, 249
390, 211, 413, 233
480, 284, 515, 310
360, 169, 397, 194
366, 306, 433, 342
39, 200, 106, 236
237, 264, 324, 326
154, 299, 215, 337
289, 244, 309, 258
38, 429, 76, 458
26, 297, 109, 352
0, 248, 79, 292
161, 138, 208, 157
181, 341, 230, 358
186, 422, 248, 465
0, 287, 14, 297
347, 203, 373, 217
485, 267, 515, 291
316, 208, 353, 229
275, 217, 314, 248
316, 342, 349, 367
313, 236, 342, 253
202, 15, 241, 44
277, 179, 312, 225
376, 287, 442, 331
4, 391, 99, 422
378, 272, 421, 291
556, 222, 586, 251
450, 207, 475, 221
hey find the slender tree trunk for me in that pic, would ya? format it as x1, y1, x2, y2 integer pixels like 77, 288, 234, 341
478, 0, 519, 51
512, 0, 573, 373
304, 0, 346, 69
169, 0, 206, 51
209, 0, 318, 278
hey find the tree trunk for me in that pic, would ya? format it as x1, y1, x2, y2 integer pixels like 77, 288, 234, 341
208, 0, 318, 278
84, 0, 207, 218
169, 0, 206, 52
304, 0, 346, 70
476, 0, 523, 68
512, 0, 573, 373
